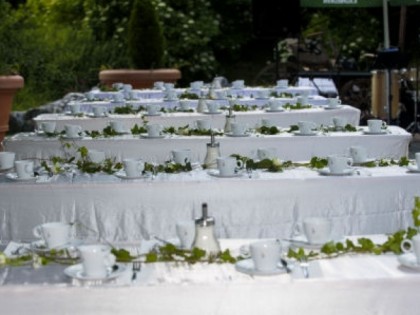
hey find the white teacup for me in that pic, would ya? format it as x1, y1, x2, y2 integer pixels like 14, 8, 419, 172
250, 240, 282, 272
261, 119, 276, 128
129, 91, 138, 100
367, 119, 386, 133
147, 124, 163, 137
401, 235, 420, 263
298, 121, 317, 134
123, 158, 145, 177
33, 222, 72, 249
415, 153, 420, 170
179, 100, 190, 111
113, 92, 125, 102
172, 149, 192, 165
109, 121, 126, 133
257, 147, 277, 160
123, 84, 132, 93
190, 81, 203, 90
165, 89, 177, 100
327, 98, 342, 108
0, 152, 15, 170
164, 83, 175, 90
112, 82, 124, 90
296, 95, 308, 105
349, 146, 368, 164
207, 102, 219, 113
332, 117, 346, 129
176, 220, 196, 250
214, 90, 227, 100
195, 119, 211, 131
256, 89, 269, 99
268, 99, 283, 111
232, 80, 245, 89
88, 150, 106, 163
14, 160, 34, 179
154, 81, 164, 90
92, 106, 106, 117
78, 245, 116, 278
303, 217, 332, 245
64, 124, 82, 138
85, 91, 95, 101
217, 156, 244, 176
276, 79, 289, 88
68, 103, 81, 114
231, 122, 247, 136
328, 155, 353, 174
41, 121, 56, 134
146, 104, 161, 115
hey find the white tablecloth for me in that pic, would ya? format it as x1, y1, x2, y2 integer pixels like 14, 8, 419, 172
0, 237, 419, 315
3, 126, 411, 163
0, 165, 417, 243
34, 105, 361, 131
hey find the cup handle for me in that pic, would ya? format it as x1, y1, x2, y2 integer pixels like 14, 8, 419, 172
347, 158, 353, 167
105, 253, 116, 268
137, 162, 145, 173
33, 226, 43, 238
401, 239, 413, 253
337, 99, 342, 104
236, 160, 244, 169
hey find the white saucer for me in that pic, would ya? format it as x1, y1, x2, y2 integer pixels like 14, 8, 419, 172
87, 113, 107, 118
6, 173, 37, 182
235, 259, 285, 276
203, 111, 223, 115
31, 239, 83, 253
285, 236, 337, 250
65, 111, 84, 116
207, 169, 243, 178
255, 97, 270, 100
225, 132, 250, 137
363, 130, 388, 135
407, 165, 420, 173
292, 130, 318, 136
265, 109, 284, 113
64, 263, 126, 281
144, 112, 162, 117
140, 134, 165, 139
62, 135, 83, 140
323, 105, 343, 110
398, 253, 420, 271
114, 170, 150, 180
318, 168, 354, 176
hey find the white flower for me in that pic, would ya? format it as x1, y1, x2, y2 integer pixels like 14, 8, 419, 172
0, 253, 6, 265
32, 254, 43, 269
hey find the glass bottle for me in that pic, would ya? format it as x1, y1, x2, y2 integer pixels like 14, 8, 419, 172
192, 203, 220, 256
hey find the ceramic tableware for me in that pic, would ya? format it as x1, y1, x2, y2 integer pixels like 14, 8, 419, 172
332, 117, 346, 129
146, 124, 163, 137
250, 240, 282, 272
207, 102, 219, 114
401, 235, 420, 264
154, 81, 164, 90
231, 80, 245, 89
195, 119, 211, 131
172, 149, 192, 165
14, 160, 34, 179
257, 147, 277, 160
190, 81, 203, 90
68, 103, 81, 115
41, 121, 56, 134
123, 158, 145, 177
303, 217, 332, 245
164, 83, 175, 90
179, 100, 190, 111
92, 106, 106, 117
276, 79, 288, 88
0, 152, 15, 170
109, 121, 126, 133
327, 97, 341, 108
327, 155, 353, 174
146, 104, 161, 116
78, 245, 116, 278
298, 121, 317, 135
349, 146, 368, 164
231, 122, 247, 136
176, 220, 196, 249
268, 99, 283, 111
256, 89, 269, 99
64, 124, 82, 138
261, 119, 276, 127
113, 92, 125, 102
296, 95, 308, 105
88, 150, 106, 164
33, 222, 72, 249
217, 156, 243, 176
367, 119, 387, 133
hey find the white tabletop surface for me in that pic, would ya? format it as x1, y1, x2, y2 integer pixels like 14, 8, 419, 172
3, 126, 411, 163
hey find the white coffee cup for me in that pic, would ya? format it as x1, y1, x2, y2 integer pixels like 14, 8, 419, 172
147, 124, 163, 137
33, 222, 72, 249
147, 104, 161, 115
401, 235, 420, 263
113, 92, 125, 102
328, 155, 353, 174
303, 217, 332, 245
256, 89, 269, 99
257, 147, 277, 160
261, 119, 276, 127
327, 98, 341, 108
298, 121, 317, 134
276, 79, 289, 88
179, 100, 190, 111
367, 119, 386, 133
215, 89, 227, 100
14, 160, 34, 179
0, 152, 15, 170
78, 245, 116, 278
349, 146, 368, 164
231, 122, 247, 136
332, 117, 346, 129
195, 119, 211, 131
69, 103, 81, 114
92, 106, 106, 117
112, 82, 124, 90
415, 153, 420, 170
109, 121, 126, 133
176, 220, 196, 249
64, 124, 82, 138
154, 81, 164, 90
123, 158, 145, 177
164, 83, 175, 90
269, 99, 282, 111
296, 95, 308, 105
41, 122, 56, 134
190, 81, 203, 90
85, 91, 95, 101
207, 102, 219, 113
232, 80, 245, 89
88, 150, 106, 163
217, 156, 243, 176
250, 240, 282, 272
172, 149, 192, 165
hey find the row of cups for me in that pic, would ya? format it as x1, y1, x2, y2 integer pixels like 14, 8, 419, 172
0, 152, 35, 179
33, 222, 115, 278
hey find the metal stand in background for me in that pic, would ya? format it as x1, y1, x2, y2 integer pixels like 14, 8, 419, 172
406, 66, 420, 133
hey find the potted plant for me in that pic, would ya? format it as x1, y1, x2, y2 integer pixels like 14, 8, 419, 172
99, 0, 181, 89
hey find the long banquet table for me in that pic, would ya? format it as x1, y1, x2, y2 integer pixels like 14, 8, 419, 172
0, 164, 417, 243
0, 237, 419, 315
34, 105, 361, 131
3, 126, 412, 163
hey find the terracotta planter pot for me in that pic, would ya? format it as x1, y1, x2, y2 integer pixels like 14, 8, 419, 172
0, 75, 24, 146
99, 69, 181, 89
